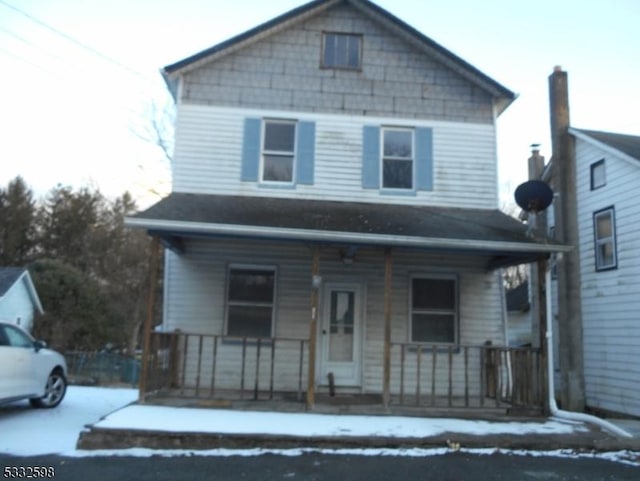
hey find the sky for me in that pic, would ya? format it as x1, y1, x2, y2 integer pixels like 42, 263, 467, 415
0, 0, 639, 209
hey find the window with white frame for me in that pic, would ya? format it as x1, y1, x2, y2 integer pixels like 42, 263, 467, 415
226, 267, 276, 338
382, 128, 413, 189
322, 32, 362, 69
590, 159, 606, 190
593, 207, 617, 271
410, 276, 458, 344
262, 120, 296, 183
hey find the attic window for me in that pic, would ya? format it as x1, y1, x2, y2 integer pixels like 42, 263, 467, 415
590, 159, 606, 190
322, 32, 362, 69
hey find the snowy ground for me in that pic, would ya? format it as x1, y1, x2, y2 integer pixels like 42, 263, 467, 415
0, 386, 638, 467
0, 386, 137, 456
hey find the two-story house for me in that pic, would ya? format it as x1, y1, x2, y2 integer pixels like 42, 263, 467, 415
128, 0, 566, 412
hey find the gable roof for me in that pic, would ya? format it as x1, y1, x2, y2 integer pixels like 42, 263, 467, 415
570, 128, 640, 163
127, 193, 569, 270
0, 267, 24, 297
0, 267, 44, 314
162, 0, 515, 114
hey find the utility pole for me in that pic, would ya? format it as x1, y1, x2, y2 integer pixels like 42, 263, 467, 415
548, 66, 585, 411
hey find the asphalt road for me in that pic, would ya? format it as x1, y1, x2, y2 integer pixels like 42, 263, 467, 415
1, 452, 638, 481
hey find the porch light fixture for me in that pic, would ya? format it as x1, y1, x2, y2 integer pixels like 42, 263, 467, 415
312, 275, 323, 288
341, 246, 357, 265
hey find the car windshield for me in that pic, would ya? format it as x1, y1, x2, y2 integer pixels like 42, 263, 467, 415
0, 324, 35, 348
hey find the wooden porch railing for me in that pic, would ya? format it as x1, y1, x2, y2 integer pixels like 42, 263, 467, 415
390, 342, 544, 409
141, 332, 543, 411
141, 331, 309, 402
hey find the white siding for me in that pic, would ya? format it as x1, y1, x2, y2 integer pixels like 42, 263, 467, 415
0, 277, 37, 332
575, 138, 640, 416
163, 238, 506, 395
172, 104, 498, 209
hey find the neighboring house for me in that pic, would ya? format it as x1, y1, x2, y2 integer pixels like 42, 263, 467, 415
128, 0, 565, 411
547, 128, 640, 417
0, 267, 44, 333
505, 281, 532, 347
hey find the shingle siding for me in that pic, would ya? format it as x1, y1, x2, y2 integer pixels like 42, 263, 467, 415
180, 3, 493, 123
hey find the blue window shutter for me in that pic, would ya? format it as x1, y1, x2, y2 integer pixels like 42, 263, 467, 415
296, 121, 315, 185
362, 126, 380, 188
241, 118, 261, 181
415, 127, 433, 191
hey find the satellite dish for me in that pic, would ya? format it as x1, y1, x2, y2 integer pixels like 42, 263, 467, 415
514, 180, 553, 213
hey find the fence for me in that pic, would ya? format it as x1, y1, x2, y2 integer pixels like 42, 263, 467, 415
65, 351, 141, 387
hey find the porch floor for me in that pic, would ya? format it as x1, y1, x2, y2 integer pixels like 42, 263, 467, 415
141, 389, 542, 420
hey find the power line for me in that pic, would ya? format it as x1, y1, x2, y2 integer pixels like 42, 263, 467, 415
0, 0, 159, 86
0, 25, 80, 68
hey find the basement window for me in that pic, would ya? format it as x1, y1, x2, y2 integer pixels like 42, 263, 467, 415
322, 32, 362, 69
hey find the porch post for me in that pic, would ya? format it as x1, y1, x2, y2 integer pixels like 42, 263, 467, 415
383, 247, 392, 407
306, 246, 320, 409
138, 236, 160, 403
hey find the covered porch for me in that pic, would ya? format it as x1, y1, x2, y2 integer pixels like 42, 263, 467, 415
127, 193, 567, 415
142, 330, 544, 414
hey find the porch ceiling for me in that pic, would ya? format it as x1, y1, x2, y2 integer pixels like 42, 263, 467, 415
126, 193, 569, 269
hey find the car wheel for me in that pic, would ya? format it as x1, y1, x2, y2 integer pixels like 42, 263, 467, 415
30, 369, 67, 408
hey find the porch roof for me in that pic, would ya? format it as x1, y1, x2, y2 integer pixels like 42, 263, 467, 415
126, 193, 569, 269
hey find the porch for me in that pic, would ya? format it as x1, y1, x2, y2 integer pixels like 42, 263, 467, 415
128, 194, 568, 416
140, 331, 544, 414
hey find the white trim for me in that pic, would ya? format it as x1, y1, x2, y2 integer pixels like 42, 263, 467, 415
260, 118, 297, 185
179, 103, 492, 132
570, 128, 640, 168
380, 126, 415, 191
126, 217, 572, 254
319, 281, 364, 387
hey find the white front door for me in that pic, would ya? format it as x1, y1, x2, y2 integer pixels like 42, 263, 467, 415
320, 283, 362, 387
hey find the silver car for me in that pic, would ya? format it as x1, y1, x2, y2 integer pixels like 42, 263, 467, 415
0, 321, 67, 408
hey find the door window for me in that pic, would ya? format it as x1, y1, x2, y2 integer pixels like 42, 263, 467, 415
328, 290, 355, 362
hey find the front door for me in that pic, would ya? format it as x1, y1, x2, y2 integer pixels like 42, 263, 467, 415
320, 283, 362, 387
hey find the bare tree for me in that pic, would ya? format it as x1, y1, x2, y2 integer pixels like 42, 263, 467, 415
130, 96, 175, 198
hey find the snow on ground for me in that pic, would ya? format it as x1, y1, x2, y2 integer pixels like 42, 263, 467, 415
0, 386, 137, 456
1, 386, 638, 467
95, 404, 589, 438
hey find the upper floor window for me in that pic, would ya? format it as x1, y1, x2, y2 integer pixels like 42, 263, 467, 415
410, 275, 458, 345
226, 266, 276, 338
382, 128, 413, 189
590, 159, 606, 190
593, 206, 617, 271
262, 120, 296, 183
241, 118, 316, 186
322, 32, 362, 70
362, 125, 433, 193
